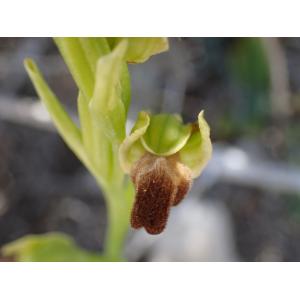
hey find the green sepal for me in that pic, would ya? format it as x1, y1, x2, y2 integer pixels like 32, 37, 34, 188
141, 114, 192, 156
107, 37, 169, 63
179, 111, 212, 178
53, 38, 96, 100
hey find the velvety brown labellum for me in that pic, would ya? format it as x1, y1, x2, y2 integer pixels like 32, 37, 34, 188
130, 153, 192, 234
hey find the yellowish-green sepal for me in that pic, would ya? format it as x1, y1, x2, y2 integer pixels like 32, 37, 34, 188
119, 111, 150, 173
107, 37, 169, 63
179, 111, 212, 178
141, 114, 192, 156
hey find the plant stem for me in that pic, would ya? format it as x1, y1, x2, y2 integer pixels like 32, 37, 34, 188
100, 181, 134, 261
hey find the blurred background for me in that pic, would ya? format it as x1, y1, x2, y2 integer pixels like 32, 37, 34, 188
0, 37, 299, 261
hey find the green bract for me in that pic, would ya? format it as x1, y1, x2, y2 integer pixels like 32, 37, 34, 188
119, 110, 212, 178
107, 37, 169, 63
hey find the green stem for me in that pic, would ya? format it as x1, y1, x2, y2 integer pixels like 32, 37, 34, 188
100, 181, 134, 260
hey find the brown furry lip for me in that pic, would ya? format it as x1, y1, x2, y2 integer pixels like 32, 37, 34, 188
130, 153, 192, 234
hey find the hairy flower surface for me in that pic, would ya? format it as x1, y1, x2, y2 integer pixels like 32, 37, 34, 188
119, 111, 212, 234
130, 153, 192, 234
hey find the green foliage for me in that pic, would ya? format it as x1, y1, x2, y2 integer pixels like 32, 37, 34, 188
2, 37, 169, 262
286, 194, 300, 220
2, 233, 112, 262
227, 38, 271, 134
229, 38, 270, 92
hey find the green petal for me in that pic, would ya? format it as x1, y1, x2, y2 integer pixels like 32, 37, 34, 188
119, 111, 150, 173
179, 111, 212, 178
107, 37, 169, 63
141, 114, 192, 156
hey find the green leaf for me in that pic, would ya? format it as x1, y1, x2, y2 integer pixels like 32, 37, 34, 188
228, 37, 270, 92
24, 59, 92, 172
2, 233, 112, 262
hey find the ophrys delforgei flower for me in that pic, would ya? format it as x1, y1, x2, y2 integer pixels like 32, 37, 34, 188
119, 111, 212, 234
